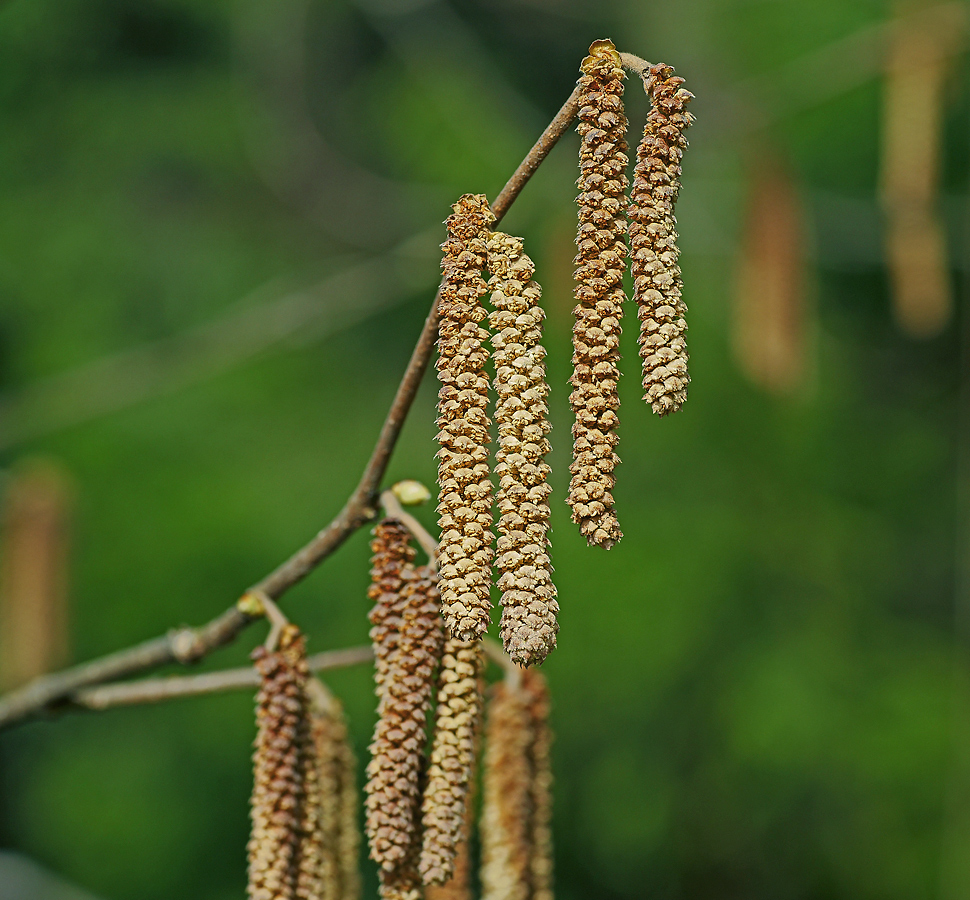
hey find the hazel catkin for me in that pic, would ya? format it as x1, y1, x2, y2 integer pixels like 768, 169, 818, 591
487, 232, 558, 667
628, 63, 694, 416
436, 193, 497, 642
365, 565, 444, 872
568, 38, 629, 549
419, 639, 483, 884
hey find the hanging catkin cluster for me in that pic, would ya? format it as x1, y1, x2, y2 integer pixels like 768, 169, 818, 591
248, 625, 314, 900
436, 193, 497, 642
568, 39, 629, 550
487, 232, 558, 667
365, 556, 444, 877
480, 671, 553, 900
628, 63, 694, 416
419, 639, 483, 885
307, 684, 361, 900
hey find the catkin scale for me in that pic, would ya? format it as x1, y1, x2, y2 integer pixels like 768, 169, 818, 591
368, 519, 417, 693
628, 63, 694, 416
365, 565, 444, 872
487, 232, 559, 667
419, 639, 484, 884
436, 194, 497, 642
568, 39, 629, 549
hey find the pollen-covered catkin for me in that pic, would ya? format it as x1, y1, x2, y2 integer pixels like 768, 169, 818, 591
628, 63, 694, 416
419, 640, 483, 884
436, 193, 496, 642
248, 626, 313, 900
487, 232, 559, 667
365, 565, 444, 872
569, 39, 629, 549
368, 519, 417, 692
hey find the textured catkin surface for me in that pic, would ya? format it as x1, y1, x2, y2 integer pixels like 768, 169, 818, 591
365, 565, 444, 873
568, 39, 629, 549
435, 193, 497, 643
628, 63, 694, 416
487, 232, 559, 667
248, 627, 312, 900
480, 682, 535, 900
368, 519, 417, 693
523, 672, 554, 900
419, 639, 483, 884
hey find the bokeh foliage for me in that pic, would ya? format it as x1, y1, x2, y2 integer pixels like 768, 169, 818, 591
0, 0, 968, 898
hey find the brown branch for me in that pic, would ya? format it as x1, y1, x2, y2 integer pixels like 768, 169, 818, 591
72, 646, 374, 712
0, 63, 589, 733
380, 489, 439, 563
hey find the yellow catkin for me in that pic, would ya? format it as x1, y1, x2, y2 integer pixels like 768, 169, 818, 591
368, 519, 418, 693
365, 565, 444, 872
568, 39, 628, 549
419, 640, 483, 884
628, 63, 694, 416
480, 682, 534, 900
435, 193, 497, 642
379, 846, 423, 900
248, 626, 313, 900
487, 232, 559, 667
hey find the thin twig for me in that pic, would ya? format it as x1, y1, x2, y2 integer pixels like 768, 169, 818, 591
72, 646, 374, 712
483, 637, 520, 688
620, 52, 654, 88
380, 490, 439, 563
0, 63, 589, 732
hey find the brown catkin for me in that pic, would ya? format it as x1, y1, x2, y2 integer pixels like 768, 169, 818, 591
480, 681, 534, 900
248, 626, 313, 900
628, 63, 694, 416
365, 565, 445, 872
436, 193, 497, 642
425, 765, 476, 900
419, 640, 484, 884
568, 39, 629, 549
487, 233, 559, 667
523, 672, 553, 900
369, 519, 418, 693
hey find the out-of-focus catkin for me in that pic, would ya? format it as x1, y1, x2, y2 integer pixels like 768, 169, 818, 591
628, 62, 694, 416
248, 625, 312, 900
569, 39, 628, 549
436, 193, 497, 641
365, 565, 444, 872
368, 519, 417, 693
523, 672, 553, 900
306, 682, 361, 900
480, 681, 534, 900
487, 232, 558, 667
419, 640, 483, 884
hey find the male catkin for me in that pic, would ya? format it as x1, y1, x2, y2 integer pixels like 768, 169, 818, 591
419, 639, 483, 885
523, 672, 553, 900
628, 63, 694, 416
368, 519, 417, 693
365, 565, 444, 872
487, 232, 558, 667
436, 194, 497, 641
568, 38, 629, 549
248, 626, 313, 900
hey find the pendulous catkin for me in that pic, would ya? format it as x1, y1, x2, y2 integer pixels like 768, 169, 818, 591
248, 625, 313, 900
523, 672, 553, 900
419, 639, 484, 884
368, 519, 418, 693
365, 564, 444, 872
480, 680, 535, 900
306, 682, 361, 900
628, 63, 694, 416
487, 232, 559, 667
568, 39, 629, 550
436, 193, 496, 643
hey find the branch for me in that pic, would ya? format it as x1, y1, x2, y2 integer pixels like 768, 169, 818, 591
380, 489, 439, 562
0, 67, 588, 733
72, 646, 374, 712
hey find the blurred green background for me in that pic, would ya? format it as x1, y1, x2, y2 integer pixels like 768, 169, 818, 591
0, 0, 968, 898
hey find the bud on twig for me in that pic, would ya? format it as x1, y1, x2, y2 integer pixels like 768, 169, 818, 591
569, 39, 629, 549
